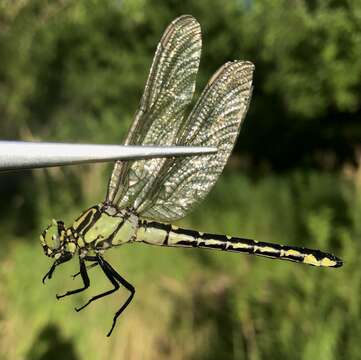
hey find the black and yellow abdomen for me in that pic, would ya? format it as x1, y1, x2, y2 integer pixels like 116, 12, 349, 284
136, 220, 342, 268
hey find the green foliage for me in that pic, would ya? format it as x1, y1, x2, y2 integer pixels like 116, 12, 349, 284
244, 0, 361, 117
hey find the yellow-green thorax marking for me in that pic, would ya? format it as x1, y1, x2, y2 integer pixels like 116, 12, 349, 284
40, 204, 138, 260
71, 204, 138, 251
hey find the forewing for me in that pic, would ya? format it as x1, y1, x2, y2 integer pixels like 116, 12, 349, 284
139, 61, 254, 221
106, 15, 202, 205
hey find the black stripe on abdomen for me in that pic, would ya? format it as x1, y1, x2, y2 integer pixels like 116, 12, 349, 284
141, 221, 342, 268
166, 226, 341, 268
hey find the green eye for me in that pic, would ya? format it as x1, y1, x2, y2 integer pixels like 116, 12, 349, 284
44, 225, 60, 250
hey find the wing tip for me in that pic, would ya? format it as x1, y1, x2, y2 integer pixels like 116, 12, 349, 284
161, 15, 201, 47
208, 60, 255, 88
228, 60, 255, 74
173, 14, 201, 27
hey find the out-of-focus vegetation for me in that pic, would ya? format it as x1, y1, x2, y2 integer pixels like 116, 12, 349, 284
0, 0, 360, 359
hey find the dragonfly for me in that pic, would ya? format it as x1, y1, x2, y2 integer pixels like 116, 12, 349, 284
40, 15, 342, 337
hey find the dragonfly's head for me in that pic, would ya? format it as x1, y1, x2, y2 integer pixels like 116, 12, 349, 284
40, 219, 76, 258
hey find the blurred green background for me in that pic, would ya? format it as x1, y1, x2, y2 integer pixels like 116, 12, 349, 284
1, 0, 361, 359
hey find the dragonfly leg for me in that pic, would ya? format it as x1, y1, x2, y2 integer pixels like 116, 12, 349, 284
42, 253, 72, 284
72, 262, 98, 279
100, 256, 135, 337
42, 263, 56, 284
74, 259, 119, 313
56, 257, 90, 299
74, 254, 135, 337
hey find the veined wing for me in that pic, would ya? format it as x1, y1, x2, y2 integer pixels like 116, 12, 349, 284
106, 15, 202, 206
138, 61, 254, 221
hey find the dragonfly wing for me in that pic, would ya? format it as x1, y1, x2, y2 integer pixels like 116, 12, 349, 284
106, 15, 202, 206
139, 61, 254, 221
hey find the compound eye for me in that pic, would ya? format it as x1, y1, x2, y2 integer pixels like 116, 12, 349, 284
43, 224, 61, 251
52, 233, 60, 248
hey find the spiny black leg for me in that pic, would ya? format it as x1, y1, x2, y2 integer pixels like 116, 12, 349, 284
72, 262, 98, 279
42, 253, 72, 284
100, 257, 135, 337
42, 263, 56, 284
73, 255, 100, 278
74, 258, 120, 312
73, 254, 135, 337
56, 257, 90, 299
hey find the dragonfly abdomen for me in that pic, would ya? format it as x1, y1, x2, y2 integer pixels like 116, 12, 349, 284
137, 221, 342, 268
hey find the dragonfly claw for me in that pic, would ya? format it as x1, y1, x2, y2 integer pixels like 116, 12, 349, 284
42, 263, 56, 284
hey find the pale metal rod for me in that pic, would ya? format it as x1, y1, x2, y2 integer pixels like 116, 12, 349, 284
0, 141, 217, 172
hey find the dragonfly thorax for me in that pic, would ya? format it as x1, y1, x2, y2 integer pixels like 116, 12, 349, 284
40, 204, 139, 260
71, 203, 139, 251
